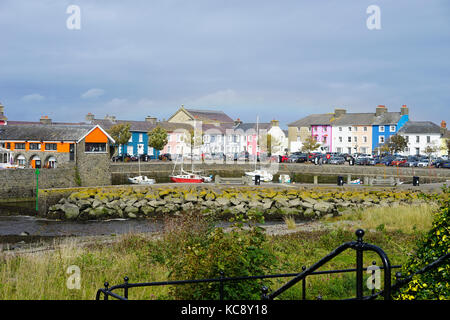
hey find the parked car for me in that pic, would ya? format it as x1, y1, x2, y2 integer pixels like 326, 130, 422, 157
159, 153, 172, 161
417, 158, 431, 167
355, 157, 370, 165
434, 159, 450, 168
288, 152, 308, 163
390, 157, 407, 166
329, 156, 345, 165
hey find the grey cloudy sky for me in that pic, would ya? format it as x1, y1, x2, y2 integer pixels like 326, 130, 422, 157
0, 0, 449, 127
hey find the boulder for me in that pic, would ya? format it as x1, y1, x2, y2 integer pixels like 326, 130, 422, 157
313, 202, 333, 213
62, 203, 80, 220
216, 197, 230, 207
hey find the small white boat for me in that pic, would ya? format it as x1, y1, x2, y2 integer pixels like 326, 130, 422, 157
128, 156, 155, 184
245, 169, 273, 182
128, 175, 155, 185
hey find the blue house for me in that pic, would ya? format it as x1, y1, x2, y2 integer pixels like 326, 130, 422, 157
89, 115, 162, 159
372, 105, 409, 153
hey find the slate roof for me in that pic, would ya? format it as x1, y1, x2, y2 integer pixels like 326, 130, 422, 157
397, 121, 443, 134
91, 119, 193, 133
289, 111, 404, 128
288, 114, 335, 127
0, 124, 96, 141
234, 122, 273, 132
185, 109, 235, 123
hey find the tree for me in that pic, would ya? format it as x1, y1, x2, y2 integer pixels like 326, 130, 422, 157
301, 136, 321, 154
107, 123, 132, 158
380, 135, 407, 154
148, 126, 168, 156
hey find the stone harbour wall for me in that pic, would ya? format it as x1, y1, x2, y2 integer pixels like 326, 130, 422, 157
44, 185, 433, 221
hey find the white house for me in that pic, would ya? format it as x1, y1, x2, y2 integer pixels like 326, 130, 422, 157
397, 121, 442, 156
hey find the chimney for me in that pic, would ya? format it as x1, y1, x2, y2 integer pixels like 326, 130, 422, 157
145, 116, 157, 124
400, 104, 409, 116
270, 119, 280, 127
0, 102, 6, 122
375, 105, 387, 116
441, 120, 447, 135
234, 118, 242, 126
85, 112, 95, 122
334, 108, 346, 118
40, 115, 52, 125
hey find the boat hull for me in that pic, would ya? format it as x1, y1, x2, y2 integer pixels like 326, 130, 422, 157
170, 176, 204, 183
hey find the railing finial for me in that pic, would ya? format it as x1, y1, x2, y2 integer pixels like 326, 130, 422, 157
355, 229, 365, 242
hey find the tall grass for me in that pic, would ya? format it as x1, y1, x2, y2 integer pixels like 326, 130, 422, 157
331, 204, 437, 234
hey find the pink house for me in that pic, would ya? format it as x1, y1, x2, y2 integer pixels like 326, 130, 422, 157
311, 125, 332, 152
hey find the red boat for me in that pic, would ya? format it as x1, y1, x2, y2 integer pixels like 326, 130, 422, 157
170, 172, 204, 183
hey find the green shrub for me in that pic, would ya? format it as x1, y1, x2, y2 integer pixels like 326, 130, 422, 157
394, 186, 449, 300
163, 210, 276, 300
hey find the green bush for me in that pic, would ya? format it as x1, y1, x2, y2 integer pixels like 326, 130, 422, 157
162, 210, 276, 300
394, 186, 449, 300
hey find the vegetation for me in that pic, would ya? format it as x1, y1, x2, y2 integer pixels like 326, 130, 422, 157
394, 186, 449, 300
301, 136, 321, 153
380, 135, 408, 154
1, 198, 444, 300
147, 126, 168, 153
107, 123, 132, 157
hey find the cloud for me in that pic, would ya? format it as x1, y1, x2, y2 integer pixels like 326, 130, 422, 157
81, 88, 105, 99
21, 94, 45, 102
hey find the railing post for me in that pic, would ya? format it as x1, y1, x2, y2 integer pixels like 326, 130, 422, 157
261, 286, 269, 300
371, 261, 377, 296
301, 266, 307, 300
355, 229, 364, 300
123, 276, 129, 300
104, 282, 109, 301
219, 271, 225, 301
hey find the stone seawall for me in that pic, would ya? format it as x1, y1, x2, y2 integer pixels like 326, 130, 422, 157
110, 162, 450, 184
42, 185, 433, 221
0, 165, 78, 200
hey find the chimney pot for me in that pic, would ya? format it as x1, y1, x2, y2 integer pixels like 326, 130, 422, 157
145, 116, 157, 124
40, 115, 52, 125
376, 105, 387, 116
85, 113, 95, 122
400, 104, 409, 116
334, 108, 347, 118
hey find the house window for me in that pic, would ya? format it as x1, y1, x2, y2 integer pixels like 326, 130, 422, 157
129, 135, 133, 142
348, 127, 352, 132
405, 136, 409, 143
354, 127, 357, 131
324, 127, 327, 132
363, 136, 368, 143
323, 136, 327, 143
339, 127, 342, 132
167, 146, 171, 153
6, 143, 11, 149
15, 143, 26, 150
390, 125, 396, 132
139, 133, 143, 142
339, 137, 343, 143
85, 143, 106, 153
415, 147, 420, 155
354, 137, 358, 143
29, 143, 41, 150
379, 136, 385, 144
363, 127, 368, 132
427, 136, 431, 143
45, 143, 57, 151
416, 136, 420, 143
379, 126, 385, 132
347, 137, 351, 143
337, 147, 342, 153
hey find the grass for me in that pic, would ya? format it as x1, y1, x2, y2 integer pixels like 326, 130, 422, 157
0, 203, 438, 300
282, 216, 296, 230
327, 203, 437, 234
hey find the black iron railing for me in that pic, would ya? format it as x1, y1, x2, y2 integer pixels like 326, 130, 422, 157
95, 229, 448, 300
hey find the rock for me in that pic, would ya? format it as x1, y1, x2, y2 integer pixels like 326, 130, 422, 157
262, 200, 273, 210
133, 200, 147, 208
128, 212, 137, 219
141, 206, 155, 216
248, 200, 262, 209
230, 198, 241, 206
300, 201, 314, 209
124, 206, 139, 214
314, 202, 332, 213
20, 231, 29, 236
304, 208, 315, 219
181, 202, 194, 211
303, 197, 318, 205
92, 200, 102, 209
216, 197, 230, 207
78, 199, 92, 211
49, 204, 62, 211
184, 193, 198, 202
62, 203, 80, 220
288, 198, 302, 207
